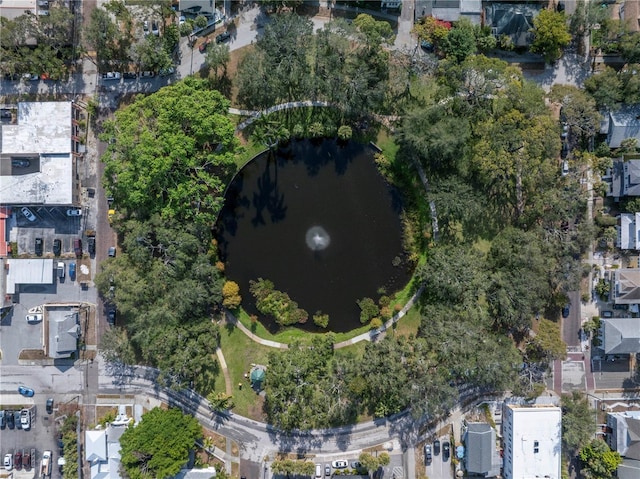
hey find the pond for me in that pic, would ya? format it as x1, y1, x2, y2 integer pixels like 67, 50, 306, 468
215, 139, 412, 333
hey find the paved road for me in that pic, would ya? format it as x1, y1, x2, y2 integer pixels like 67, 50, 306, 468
563, 290, 582, 348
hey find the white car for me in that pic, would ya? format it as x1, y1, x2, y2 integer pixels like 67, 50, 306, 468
21, 206, 36, 221
332, 461, 348, 469
26, 313, 43, 323
20, 409, 30, 429
102, 72, 121, 80
4, 453, 11, 471
66, 209, 82, 216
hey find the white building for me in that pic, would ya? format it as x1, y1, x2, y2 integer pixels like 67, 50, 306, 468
0, 101, 83, 206
502, 404, 562, 479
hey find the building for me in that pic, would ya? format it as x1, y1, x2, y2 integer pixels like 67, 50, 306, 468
0, 0, 51, 20
607, 411, 640, 458
607, 106, 640, 149
483, 2, 542, 47
601, 317, 640, 355
415, 0, 482, 24
618, 213, 640, 250
5, 258, 54, 295
464, 423, 501, 477
0, 101, 84, 206
620, 1, 640, 33
45, 305, 80, 359
611, 268, 640, 308
86, 422, 127, 479
501, 404, 562, 479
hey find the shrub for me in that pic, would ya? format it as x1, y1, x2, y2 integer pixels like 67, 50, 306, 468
222, 281, 242, 309
313, 312, 330, 328
370, 317, 383, 329
357, 297, 380, 324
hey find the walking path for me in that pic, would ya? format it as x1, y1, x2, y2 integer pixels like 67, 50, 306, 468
216, 347, 233, 395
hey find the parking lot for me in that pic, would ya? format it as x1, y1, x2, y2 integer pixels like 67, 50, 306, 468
424, 436, 453, 479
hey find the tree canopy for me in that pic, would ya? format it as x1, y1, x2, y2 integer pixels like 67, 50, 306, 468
120, 408, 202, 479
530, 9, 571, 63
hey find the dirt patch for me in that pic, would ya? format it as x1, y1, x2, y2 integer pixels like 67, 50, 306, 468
231, 439, 239, 456
203, 429, 227, 450
19, 349, 46, 360
245, 395, 266, 421
95, 406, 118, 424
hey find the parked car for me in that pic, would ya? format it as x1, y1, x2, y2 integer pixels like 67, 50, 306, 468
13, 411, 21, 427
26, 314, 42, 323
140, 71, 155, 78
433, 439, 440, 455
53, 239, 61, 256
143, 19, 149, 35
73, 238, 82, 257
324, 465, 331, 476
88, 237, 96, 255
107, 309, 116, 325
216, 31, 231, 43
46, 398, 54, 414
20, 409, 30, 429
424, 444, 432, 464
123, 72, 137, 80
4, 453, 12, 471
12, 159, 30, 167
562, 304, 570, 318
14, 451, 21, 470
199, 39, 211, 52
21, 206, 36, 222
350, 461, 361, 470
22, 452, 30, 470
102, 72, 121, 80
331, 461, 347, 469
57, 432, 64, 455
108, 246, 116, 257
442, 441, 450, 461
7, 410, 15, 428
66, 208, 82, 216
18, 386, 34, 397
0, 410, 5, 428
314, 464, 322, 479
159, 66, 176, 76
69, 262, 76, 281
602, 310, 613, 318
152, 21, 159, 35
35, 237, 43, 256
179, 15, 186, 25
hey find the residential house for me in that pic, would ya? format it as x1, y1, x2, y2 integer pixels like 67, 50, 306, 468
601, 317, 640, 355
607, 411, 640, 459
617, 213, 640, 250
464, 422, 501, 477
607, 158, 640, 200
620, 1, 640, 32
0, 0, 51, 20
414, 0, 482, 24
86, 407, 130, 479
611, 269, 640, 310
46, 305, 80, 359
483, 2, 543, 47
607, 106, 640, 149
501, 403, 562, 479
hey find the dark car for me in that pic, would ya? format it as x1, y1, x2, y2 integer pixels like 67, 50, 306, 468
46, 398, 54, 414
108, 246, 116, 257
69, 262, 76, 281
12, 159, 30, 168
53, 239, 61, 256
73, 238, 82, 257
7, 410, 15, 429
562, 304, 570, 318
123, 72, 137, 80
216, 31, 231, 43
433, 439, 440, 455
13, 410, 21, 428
18, 385, 34, 397
14, 451, 21, 470
35, 237, 43, 256
57, 432, 64, 455
22, 452, 30, 470
442, 441, 450, 461
88, 237, 96, 256
0, 410, 5, 428
107, 309, 116, 326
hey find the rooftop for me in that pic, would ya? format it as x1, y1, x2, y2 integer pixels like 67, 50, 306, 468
602, 317, 640, 355
6, 258, 54, 294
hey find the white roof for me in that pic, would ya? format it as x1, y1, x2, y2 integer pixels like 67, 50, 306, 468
503, 405, 562, 479
0, 0, 36, 19
0, 102, 74, 205
618, 213, 640, 250
6, 258, 53, 294
86, 430, 107, 463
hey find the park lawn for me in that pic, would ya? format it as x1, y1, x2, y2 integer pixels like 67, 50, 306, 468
376, 129, 399, 163
218, 320, 272, 420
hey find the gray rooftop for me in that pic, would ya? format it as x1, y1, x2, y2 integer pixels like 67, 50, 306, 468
608, 105, 640, 149
47, 306, 80, 359
618, 213, 640, 250
613, 269, 640, 304
603, 317, 640, 355
466, 423, 494, 474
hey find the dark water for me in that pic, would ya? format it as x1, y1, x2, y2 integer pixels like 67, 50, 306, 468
215, 139, 411, 333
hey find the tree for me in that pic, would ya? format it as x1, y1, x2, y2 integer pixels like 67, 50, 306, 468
194, 15, 208, 29
584, 67, 623, 110
222, 281, 242, 309
412, 16, 451, 54
358, 452, 390, 477
579, 439, 622, 479
357, 297, 379, 324
131, 34, 173, 73
120, 408, 202, 479
549, 85, 601, 150
620, 31, 640, 63
84, 6, 131, 72
99, 326, 136, 365
530, 9, 571, 63
207, 392, 234, 411
562, 391, 596, 455
205, 41, 230, 80
353, 14, 395, 48
442, 18, 477, 62
525, 318, 566, 363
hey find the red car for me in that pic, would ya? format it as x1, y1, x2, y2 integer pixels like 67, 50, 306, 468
14, 451, 21, 470
198, 39, 210, 53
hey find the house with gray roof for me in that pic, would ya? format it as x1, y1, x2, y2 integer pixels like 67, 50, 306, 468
617, 213, 640, 250
607, 411, 640, 459
86, 424, 127, 479
483, 2, 542, 47
608, 158, 640, 200
602, 317, 640, 355
607, 105, 640, 149
464, 423, 501, 477
611, 269, 640, 306
46, 305, 80, 359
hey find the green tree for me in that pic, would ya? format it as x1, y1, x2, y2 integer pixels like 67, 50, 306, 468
337, 125, 353, 140
530, 9, 571, 63
620, 31, 640, 63
357, 297, 379, 324
194, 15, 208, 29
120, 408, 202, 479
206, 392, 234, 411
525, 318, 567, 363
584, 67, 623, 110
412, 15, 451, 53
579, 439, 622, 479
222, 281, 242, 309
353, 14, 395, 48
84, 6, 132, 72
562, 391, 596, 455
358, 452, 390, 477
99, 326, 136, 365
313, 311, 330, 328
131, 34, 173, 73
549, 85, 601, 150
442, 18, 477, 62
205, 41, 230, 80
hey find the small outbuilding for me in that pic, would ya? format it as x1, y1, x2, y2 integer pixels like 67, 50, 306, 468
250, 366, 266, 391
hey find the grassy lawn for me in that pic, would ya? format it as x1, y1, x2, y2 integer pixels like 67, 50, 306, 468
217, 320, 273, 420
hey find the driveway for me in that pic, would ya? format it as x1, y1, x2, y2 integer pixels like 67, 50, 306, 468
424, 437, 452, 479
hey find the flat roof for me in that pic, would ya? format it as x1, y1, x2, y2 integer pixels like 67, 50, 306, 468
0, 102, 74, 205
6, 258, 53, 294
0, 0, 36, 20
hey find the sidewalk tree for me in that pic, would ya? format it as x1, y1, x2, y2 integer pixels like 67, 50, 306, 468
120, 407, 202, 479
584, 67, 622, 110
205, 42, 230, 80
562, 391, 596, 455
579, 439, 622, 479
530, 9, 571, 63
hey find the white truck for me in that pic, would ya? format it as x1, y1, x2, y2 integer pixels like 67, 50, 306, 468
57, 262, 65, 279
